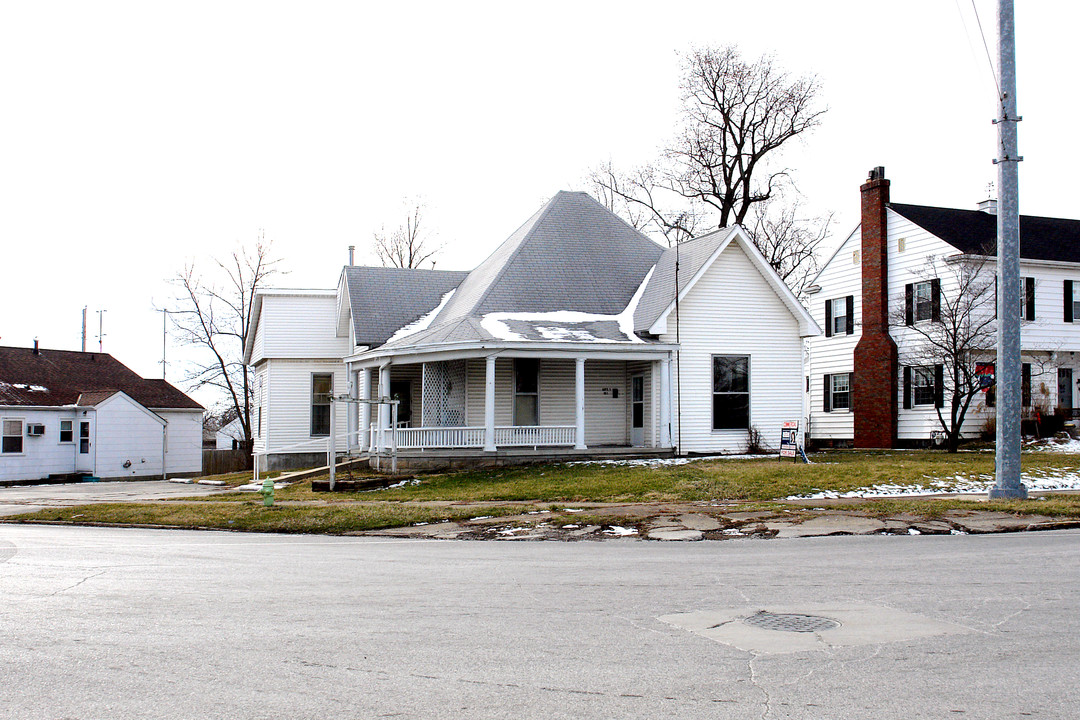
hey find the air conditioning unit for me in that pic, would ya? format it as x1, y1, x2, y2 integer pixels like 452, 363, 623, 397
27, 424, 45, 437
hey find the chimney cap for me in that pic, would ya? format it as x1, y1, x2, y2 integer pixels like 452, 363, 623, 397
868, 166, 886, 181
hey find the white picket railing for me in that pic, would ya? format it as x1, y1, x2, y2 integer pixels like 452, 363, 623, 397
367, 425, 577, 450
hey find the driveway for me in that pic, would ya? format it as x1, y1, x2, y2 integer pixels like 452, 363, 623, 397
0, 480, 232, 517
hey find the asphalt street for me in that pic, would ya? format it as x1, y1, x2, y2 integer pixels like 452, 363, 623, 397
1, 525, 1077, 719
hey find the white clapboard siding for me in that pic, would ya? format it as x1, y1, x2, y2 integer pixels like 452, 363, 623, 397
265, 360, 350, 454
662, 240, 804, 453
256, 293, 350, 361
93, 395, 167, 479
156, 409, 204, 475
806, 227, 862, 440
0, 408, 82, 482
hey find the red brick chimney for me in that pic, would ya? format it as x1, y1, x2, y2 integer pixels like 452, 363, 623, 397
853, 166, 898, 448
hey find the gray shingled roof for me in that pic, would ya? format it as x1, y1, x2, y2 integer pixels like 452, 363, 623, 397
633, 227, 735, 333
433, 191, 664, 324
343, 266, 469, 346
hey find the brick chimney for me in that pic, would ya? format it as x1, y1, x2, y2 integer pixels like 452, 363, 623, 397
852, 166, 898, 448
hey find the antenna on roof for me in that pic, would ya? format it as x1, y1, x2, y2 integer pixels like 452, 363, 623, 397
81, 306, 88, 352
96, 309, 106, 352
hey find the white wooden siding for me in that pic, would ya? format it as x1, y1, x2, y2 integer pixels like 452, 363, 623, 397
93, 395, 166, 479
265, 360, 350, 454
255, 294, 350, 361
661, 241, 804, 453
155, 409, 203, 475
0, 408, 82, 482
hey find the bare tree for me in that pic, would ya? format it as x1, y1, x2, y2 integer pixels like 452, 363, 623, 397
167, 236, 281, 449
373, 201, 441, 268
746, 194, 831, 297
589, 45, 827, 282
892, 256, 997, 453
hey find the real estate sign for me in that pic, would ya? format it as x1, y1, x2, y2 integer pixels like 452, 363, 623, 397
780, 421, 799, 461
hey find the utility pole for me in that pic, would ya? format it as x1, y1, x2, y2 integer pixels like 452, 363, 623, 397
990, 0, 1027, 499
96, 309, 106, 353
161, 309, 168, 379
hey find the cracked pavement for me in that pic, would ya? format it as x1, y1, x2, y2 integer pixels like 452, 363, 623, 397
1, 525, 1077, 719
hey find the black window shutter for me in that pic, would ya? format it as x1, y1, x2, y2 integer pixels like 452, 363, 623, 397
1065, 280, 1074, 323
823, 374, 832, 412
845, 295, 854, 334
905, 284, 914, 325
1022, 363, 1031, 407
825, 300, 833, 337
1025, 277, 1036, 321
934, 364, 944, 408
931, 278, 941, 322
903, 366, 912, 409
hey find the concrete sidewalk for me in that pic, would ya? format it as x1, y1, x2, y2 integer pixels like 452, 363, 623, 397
0, 480, 233, 517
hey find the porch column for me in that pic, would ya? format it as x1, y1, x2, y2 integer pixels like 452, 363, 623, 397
575, 357, 587, 449
346, 368, 359, 453
378, 364, 391, 452
359, 367, 371, 452
484, 355, 496, 451
660, 356, 672, 448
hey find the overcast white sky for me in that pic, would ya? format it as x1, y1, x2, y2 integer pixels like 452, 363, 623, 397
1, 1, 1075, 409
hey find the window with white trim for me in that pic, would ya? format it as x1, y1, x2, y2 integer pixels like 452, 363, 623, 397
311, 374, 332, 436
712, 356, 750, 430
513, 359, 539, 426
2, 419, 23, 454
59, 420, 73, 443
913, 367, 936, 406
914, 281, 934, 322
830, 373, 851, 411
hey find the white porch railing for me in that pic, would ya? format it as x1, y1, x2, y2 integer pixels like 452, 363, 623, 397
368, 425, 577, 450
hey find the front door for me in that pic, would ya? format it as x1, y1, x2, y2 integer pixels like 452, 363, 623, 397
1059, 368, 1073, 413
76, 419, 94, 474
390, 381, 412, 427
630, 375, 645, 447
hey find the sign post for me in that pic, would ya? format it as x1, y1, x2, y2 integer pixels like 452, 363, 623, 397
780, 421, 799, 463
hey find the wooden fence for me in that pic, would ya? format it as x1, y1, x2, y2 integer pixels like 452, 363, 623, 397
202, 449, 253, 476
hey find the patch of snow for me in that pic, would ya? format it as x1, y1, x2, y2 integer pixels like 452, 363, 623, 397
567, 453, 772, 468
563, 508, 583, 513
386, 478, 420, 489
908, 528, 922, 535
386, 289, 456, 343
1, 382, 48, 392
498, 527, 527, 535
196, 479, 226, 486
788, 466, 1080, 499
603, 525, 638, 536
472, 515, 492, 521
1028, 437, 1080, 453
168, 478, 194, 484
562, 524, 580, 529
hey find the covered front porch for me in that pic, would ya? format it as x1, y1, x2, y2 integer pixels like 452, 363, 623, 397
344, 345, 676, 455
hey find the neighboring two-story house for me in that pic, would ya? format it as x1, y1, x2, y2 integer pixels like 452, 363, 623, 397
806, 166, 1080, 447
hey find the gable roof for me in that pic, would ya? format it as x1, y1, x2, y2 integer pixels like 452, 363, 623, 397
635, 226, 819, 337
0, 346, 202, 409
432, 191, 664, 325
889, 203, 1080, 263
341, 266, 469, 346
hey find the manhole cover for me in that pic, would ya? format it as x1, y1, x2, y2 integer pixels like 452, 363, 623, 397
742, 611, 841, 633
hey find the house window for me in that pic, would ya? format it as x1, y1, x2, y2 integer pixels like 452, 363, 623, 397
1071, 281, 1080, 323
1020, 277, 1035, 321
825, 296, 854, 337
311, 373, 332, 436
257, 407, 263, 438
831, 373, 851, 411
712, 355, 750, 430
913, 367, 936, 406
2, 419, 23, 454
914, 281, 934, 322
513, 358, 539, 426
59, 420, 73, 443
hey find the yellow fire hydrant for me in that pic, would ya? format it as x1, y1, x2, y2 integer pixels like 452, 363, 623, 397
259, 478, 275, 507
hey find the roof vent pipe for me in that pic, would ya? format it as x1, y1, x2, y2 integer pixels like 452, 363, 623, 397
33, 338, 39, 355
348, 245, 355, 265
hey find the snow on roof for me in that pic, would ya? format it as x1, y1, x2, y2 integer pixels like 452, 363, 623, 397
385, 289, 456, 343
478, 267, 653, 344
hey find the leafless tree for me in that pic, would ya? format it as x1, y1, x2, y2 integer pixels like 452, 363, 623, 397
167, 235, 281, 449
589, 45, 827, 282
373, 202, 441, 268
892, 256, 997, 452
746, 194, 831, 297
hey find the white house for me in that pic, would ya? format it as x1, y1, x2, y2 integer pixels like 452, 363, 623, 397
0, 343, 204, 482
806, 166, 1080, 447
245, 191, 818, 470
215, 417, 245, 450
